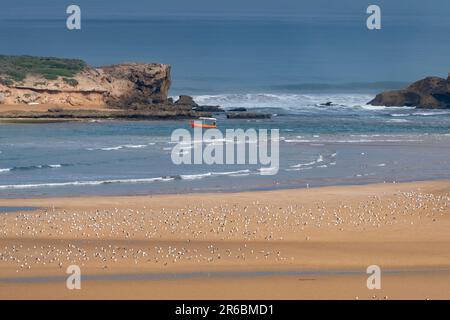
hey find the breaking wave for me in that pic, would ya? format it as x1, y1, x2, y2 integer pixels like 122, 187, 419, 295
0, 164, 70, 173
0, 170, 253, 190
190, 93, 419, 115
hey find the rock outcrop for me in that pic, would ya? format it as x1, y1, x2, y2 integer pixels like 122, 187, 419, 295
226, 112, 272, 119
0, 60, 171, 108
0, 55, 227, 120
175, 95, 198, 107
369, 73, 450, 109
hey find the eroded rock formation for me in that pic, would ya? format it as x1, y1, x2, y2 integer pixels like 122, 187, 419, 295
0, 63, 171, 108
369, 73, 450, 109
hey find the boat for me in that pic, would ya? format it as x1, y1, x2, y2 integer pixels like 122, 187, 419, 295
189, 117, 217, 129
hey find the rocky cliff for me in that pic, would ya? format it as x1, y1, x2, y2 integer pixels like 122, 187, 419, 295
0, 56, 171, 108
369, 73, 450, 109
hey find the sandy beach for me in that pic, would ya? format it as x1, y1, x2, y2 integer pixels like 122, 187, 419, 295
0, 180, 449, 299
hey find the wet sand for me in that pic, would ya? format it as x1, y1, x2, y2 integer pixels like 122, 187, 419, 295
0, 180, 449, 299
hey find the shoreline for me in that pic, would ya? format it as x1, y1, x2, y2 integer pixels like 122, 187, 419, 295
0, 180, 449, 299
0, 177, 448, 200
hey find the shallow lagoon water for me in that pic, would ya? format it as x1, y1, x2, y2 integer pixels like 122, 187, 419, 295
0, 98, 449, 198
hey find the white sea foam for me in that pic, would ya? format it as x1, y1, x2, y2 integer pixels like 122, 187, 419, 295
0, 177, 175, 190
389, 118, 412, 123
0, 168, 257, 189
0, 164, 67, 172
290, 154, 324, 168
258, 167, 279, 174
391, 113, 411, 117
123, 144, 147, 149
189, 93, 376, 114
286, 138, 422, 144
413, 111, 450, 116
361, 105, 415, 111
88, 144, 148, 151
179, 173, 213, 180
290, 160, 317, 168
284, 139, 313, 143
229, 173, 250, 177
211, 169, 251, 176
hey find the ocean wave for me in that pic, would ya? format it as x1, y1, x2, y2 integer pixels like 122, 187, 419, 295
290, 154, 333, 169
0, 169, 257, 189
285, 166, 313, 172
0, 176, 175, 190
390, 113, 411, 117
290, 160, 317, 168
87, 144, 148, 151
211, 169, 251, 176
258, 167, 278, 174
191, 93, 375, 113
0, 164, 69, 173
191, 93, 428, 116
229, 173, 251, 177
179, 172, 212, 180
413, 111, 450, 116
360, 105, 414, 111
386, 119, 410, 123
284, 138, 422, 144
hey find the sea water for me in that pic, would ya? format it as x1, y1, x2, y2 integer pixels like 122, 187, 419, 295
0, 16, 449, 197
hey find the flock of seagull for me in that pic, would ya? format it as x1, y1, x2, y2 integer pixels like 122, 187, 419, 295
0, 191, 448, 274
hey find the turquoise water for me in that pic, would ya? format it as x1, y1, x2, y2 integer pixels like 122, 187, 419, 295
0, 105, 449, 197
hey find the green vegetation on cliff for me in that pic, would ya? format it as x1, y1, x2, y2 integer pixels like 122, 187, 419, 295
0, 55, 87, 82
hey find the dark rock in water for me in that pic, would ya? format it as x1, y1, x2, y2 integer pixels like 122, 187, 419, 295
192, 105, 225, 113
228, 107, 247, 112
369, 73, 450, 109
174, 95, 224, 113
48, 108, 64, 113
227, 112, 271, 119
175, 95, 198, 107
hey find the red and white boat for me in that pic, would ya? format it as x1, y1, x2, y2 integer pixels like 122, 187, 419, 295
189, 117, 217, 129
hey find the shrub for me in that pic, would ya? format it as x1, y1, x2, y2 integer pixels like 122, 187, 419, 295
0, 55, 87, 82
63, 78, 79, 86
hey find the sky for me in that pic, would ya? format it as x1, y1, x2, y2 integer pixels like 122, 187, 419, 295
1, 0, 449, 19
